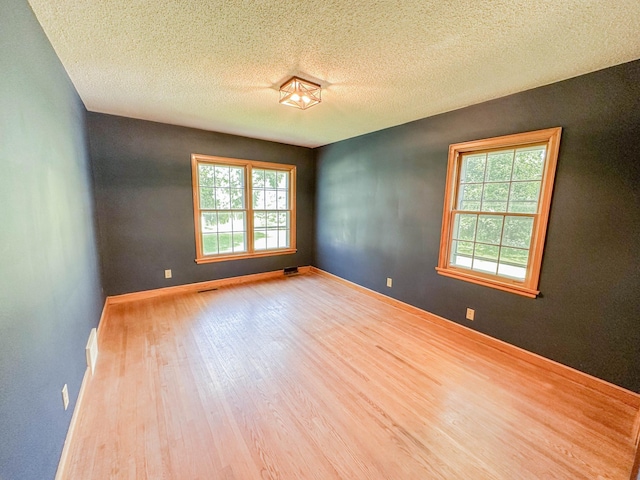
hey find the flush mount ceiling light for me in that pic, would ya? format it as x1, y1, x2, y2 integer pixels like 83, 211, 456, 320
279, 76, 321, 110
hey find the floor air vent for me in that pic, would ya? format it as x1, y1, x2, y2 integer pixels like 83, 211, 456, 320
198, 287, 218, 293
283, 266, 299, 276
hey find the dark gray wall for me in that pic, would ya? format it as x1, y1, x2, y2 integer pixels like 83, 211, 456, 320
0, 1, 104, 479
315, 60, 640, 393
88, 113, 315, 296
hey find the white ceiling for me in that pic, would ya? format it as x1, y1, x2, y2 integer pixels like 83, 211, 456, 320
28, 0, 640, 148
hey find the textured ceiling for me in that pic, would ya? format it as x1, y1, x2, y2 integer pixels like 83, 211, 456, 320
28, 0, 640, 148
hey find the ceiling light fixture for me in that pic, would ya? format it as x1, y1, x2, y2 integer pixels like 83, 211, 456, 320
279, 76, 321, 110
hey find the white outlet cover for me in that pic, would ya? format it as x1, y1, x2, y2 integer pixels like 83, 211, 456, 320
165, 269, 172, 279
86, 328, 98, 375
466, 308, 475, 321
386, 278, 392, 288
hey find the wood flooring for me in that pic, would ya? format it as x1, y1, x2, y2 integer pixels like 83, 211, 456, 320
62, 272, 640, 479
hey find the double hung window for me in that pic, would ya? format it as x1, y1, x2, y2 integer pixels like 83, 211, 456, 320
436, 128, 562, 297
192, 154, 296, 263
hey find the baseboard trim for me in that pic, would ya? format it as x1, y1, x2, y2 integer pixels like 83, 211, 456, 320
632, 409, 640, 479
635, 407, 640, 448
96, 299, 109, 338
54, 366, 90, 480
309, 267, 640, 408
107, 266, 312, 305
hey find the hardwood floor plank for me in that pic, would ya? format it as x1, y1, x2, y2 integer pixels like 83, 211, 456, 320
62, 273, 639, 479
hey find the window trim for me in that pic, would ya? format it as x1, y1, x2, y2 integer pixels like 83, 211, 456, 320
191, 154, 297, 264
436, 127, 562, 298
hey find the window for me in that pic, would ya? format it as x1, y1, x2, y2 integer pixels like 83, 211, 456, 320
436, 128, 562, 298
191, 154, 296, 263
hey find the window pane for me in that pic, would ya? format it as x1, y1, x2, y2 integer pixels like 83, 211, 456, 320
456, 240, 474, 257
509, 181, 541, 206
450, 240, 473, 268
481, 183, 509, 212
201, 212, 218, 233
229, 167, 244, 188
502, 216, 534, 249
508, 202, 537, 214
278, 229, 290, 248
253, 189, 265, 210
453, 214, 477, 241
481, 202, 507, 212
473, 244, 499, 274
230, 189, 244, 209
277, 171, 288, 189
232, 212, 245, 232
475, 243, 499, 261
461, 201, 481, 211
231, 232, 246, 253
254, 211, 266, 228
485, 151, 514, 182
252, 169, 265, 188
199, 164, 215, 187
214, 166, 230, 187
265, 190, 277, 209
277, 191, 288, 210
499, 246, 529, 267
461, 154, 486, 183
278, 212, 289, 227
200, 187, 216, 209
476, 215, 503, 245
266, 230, 279, 249
216, 212, 233, 232
482, 182, 509, 202
498, 246, 529, 280
457, 184, 482, 209
472, 259, 498, 274
513, 146, 545, 180
202, 234, 218, 255
266, 211, 278, 227
254, 229, 267, 250
498, 247, 529, 280
216, 188, 231, 209
217, 233, 234, 254
265, 171, 277, 188
497, 264, 526, 280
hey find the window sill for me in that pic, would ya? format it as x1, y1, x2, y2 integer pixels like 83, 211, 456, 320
195, 248, 297, 264
435, 267, 539, 298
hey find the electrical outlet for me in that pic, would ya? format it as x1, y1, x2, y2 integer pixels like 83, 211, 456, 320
61, 384, 69, 411
86, 328, 98, 375
164, 269, 172, 279
466, 308, 475, 321
386, 277, 393, 288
